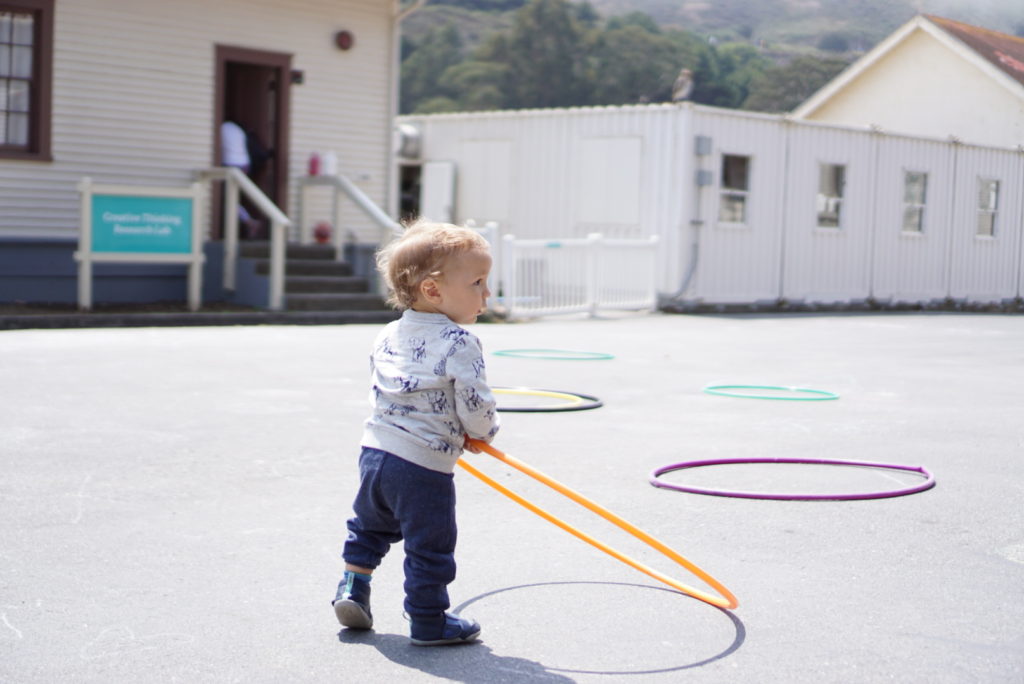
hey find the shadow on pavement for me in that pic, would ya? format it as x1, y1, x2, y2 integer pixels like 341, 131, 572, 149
337, 630, 575, 683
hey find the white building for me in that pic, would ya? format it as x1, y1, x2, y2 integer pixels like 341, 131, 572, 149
0, 0, 414, 306
792, 14, 1024, 151
397, 102, 1024, 311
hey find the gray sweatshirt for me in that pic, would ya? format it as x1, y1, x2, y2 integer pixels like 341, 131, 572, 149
361, 310, 500, 473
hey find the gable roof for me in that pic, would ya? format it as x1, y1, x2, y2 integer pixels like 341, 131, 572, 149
792, 14, 1024, 118
926, 14, 1024, 90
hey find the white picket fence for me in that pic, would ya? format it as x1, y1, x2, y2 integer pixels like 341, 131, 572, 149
494, 232, 659, 319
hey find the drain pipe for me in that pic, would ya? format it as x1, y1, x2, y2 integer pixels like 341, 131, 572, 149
666, 133, 713, 302
380, 0, 430, 294
386, 0, 429, 219
397, 0, 429, 21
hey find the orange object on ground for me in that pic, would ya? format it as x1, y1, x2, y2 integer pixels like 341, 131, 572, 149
459, 439, 739, 610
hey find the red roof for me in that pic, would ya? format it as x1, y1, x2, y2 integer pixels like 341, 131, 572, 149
926, 14, 1024, 90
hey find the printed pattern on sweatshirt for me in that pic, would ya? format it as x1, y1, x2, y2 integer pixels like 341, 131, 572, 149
362, 310, 500, 473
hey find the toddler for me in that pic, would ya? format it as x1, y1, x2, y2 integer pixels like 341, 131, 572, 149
333, 219, 500, 646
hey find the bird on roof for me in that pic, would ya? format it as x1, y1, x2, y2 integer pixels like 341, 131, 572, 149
671, 68, 694, 102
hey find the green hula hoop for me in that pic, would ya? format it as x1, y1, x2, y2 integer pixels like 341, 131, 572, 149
493, 348, 615, 361
703, 384, 839, 401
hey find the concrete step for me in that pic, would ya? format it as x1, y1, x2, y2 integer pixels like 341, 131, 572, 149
240, 241, 336, 260
285, 292, 389, 311
256, 259, 354, 277
286, 275, 368, 294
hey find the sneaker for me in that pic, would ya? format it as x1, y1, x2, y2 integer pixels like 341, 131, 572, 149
409, 612, 481, 646
333, 571, 373, 629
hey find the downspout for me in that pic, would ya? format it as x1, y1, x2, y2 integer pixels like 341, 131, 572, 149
396, 0, 429, 22
666, 104, 708, 302
377, 0, 429, 297
387, 0, 429, 218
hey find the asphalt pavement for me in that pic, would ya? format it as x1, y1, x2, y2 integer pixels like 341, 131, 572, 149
1, 311, 1022, 683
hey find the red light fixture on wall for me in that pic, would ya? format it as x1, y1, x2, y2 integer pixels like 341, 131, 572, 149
334, 30, 354, 51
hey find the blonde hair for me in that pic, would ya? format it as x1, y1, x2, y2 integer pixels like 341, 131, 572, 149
377, 218, 490, 310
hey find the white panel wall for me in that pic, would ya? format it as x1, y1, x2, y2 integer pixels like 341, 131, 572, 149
407, 104, 686, 292
689, 108, 787, 303
781, 123, 876, 303
575, 137, 641, 224
870, 137, 956, 302
948, 145, 1023, 302
459, 139, 512, 223
403, 103, 1024, 307
0, 0, 392, 241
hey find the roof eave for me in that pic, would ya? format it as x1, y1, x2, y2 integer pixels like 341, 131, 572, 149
793, 14, 1024, 119
792, 15, 928, 118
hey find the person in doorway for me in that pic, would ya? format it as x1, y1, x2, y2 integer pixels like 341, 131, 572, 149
333, 219, 500, 646
220, 118, 264, 239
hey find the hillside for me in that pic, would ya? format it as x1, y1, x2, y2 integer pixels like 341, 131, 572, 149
403, 0, 1024, 59
397, 0, 1024, 116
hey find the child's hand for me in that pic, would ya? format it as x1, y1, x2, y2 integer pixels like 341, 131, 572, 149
463, 435, 483, 453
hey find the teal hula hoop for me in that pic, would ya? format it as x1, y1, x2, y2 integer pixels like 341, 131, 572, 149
493, 348, 615, 361
703, 384, 839, 401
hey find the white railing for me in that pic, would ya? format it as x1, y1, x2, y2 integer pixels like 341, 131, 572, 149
465, 219, 500, 298
498, 233, 659, 319
296, 173, 404, 296
197, 166, 291, 311
296, 174, 403, 251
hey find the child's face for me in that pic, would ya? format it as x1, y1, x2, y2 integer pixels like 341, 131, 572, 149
418, 249, 492, 324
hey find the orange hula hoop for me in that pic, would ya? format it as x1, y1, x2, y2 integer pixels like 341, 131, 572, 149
458, 440, 739, 610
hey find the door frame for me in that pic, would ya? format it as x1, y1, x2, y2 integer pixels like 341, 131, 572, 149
213, 44, 292, 231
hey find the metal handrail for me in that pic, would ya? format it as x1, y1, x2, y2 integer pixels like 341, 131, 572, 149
296, 173, 403, 296
197, 166, 292, 311
296, 174, 402, 246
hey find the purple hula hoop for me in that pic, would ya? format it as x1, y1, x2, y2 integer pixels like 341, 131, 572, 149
649, 457, 936, 501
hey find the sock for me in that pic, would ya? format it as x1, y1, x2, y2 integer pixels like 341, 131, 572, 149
346, 570, 372, 583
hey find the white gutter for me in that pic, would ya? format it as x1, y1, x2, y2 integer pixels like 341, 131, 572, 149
386, 1, 430, 220
396, 0, 429, 22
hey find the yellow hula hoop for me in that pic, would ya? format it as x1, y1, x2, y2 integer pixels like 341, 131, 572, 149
493, 387, 585, 406
458, 440, 739, 610
491, 387, 603, 413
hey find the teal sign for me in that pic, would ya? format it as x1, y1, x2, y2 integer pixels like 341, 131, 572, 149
91, 194, 193, 253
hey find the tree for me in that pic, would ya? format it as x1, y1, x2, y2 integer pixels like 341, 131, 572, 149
716, 43, 770, 107
590, 25, 687, 104
427, 0, 527, 9
742, 55, 850, 113
439, 60, 510, 110
400, 23, 464, 114
503, 0, 593, 108
818, 32, 850, 53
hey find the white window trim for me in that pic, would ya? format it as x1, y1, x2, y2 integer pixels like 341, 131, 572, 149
901, 169, 928, 234
717, 153, 752, 228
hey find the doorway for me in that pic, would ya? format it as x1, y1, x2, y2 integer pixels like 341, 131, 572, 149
213, 45, 292, 239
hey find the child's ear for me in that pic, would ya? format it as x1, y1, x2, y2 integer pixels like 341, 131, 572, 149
420, 277, 442, 303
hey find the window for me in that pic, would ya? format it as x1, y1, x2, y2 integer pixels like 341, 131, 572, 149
0, 0, 53, 160
976, 178, 999, 237
718, 154, 750, 223
902, 171, 927, 232
816, 163, 845, 228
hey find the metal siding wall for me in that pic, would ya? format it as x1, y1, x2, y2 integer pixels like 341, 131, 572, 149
0, 0, 392, 241
406, 105, 1024, 308
948, 145, 1023, 301
407, 105, 685, 292
782, 124, 875, 302
689, 108, 787, 303
871, 136, 955, 302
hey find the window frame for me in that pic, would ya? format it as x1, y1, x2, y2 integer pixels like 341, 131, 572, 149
0, 0, 53, 162
901, 169, 928, 234
717, 153, 751, 226
816, 162, 845, 229
976, 177, 999, 238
